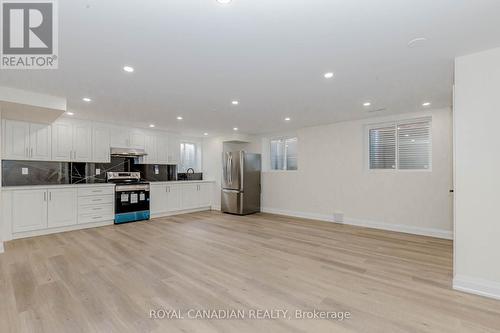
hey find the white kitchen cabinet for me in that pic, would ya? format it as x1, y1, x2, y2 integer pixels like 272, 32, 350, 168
73, 121, 92, 161
92, 124, 111, 163
167, 135, 180, 164
166, 184, 182, 211
130, 131, 145, 149
2, 120, 51, 161
29, 123, 51, 160
12, 189, 48, 233
47, 188, 77, 228
150, 184, 168, 214
181, 183, 200, 210
51, 120, 73, 160
52, 120, 92, 162
110, 126, 145, 149
142, 134, 158, 164
157, 135, 169, 164
198, 183, 212, 207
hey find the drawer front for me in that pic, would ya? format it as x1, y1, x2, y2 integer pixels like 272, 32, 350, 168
78, 187, 114, 197
78, 213, 114, 224
78, 195, 113, 206
78, 203, 113, 216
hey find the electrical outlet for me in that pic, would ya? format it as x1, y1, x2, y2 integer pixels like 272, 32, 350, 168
21, 167, 29, 175
96, 168, 101, 175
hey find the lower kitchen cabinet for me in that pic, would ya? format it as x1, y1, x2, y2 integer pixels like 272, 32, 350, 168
150, 182, 212, 216
47, 188, 77, 228
11, 189, 48, 233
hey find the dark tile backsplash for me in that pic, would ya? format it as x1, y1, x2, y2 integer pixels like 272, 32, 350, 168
2, 157, 177, 186
2, 160, 70, 186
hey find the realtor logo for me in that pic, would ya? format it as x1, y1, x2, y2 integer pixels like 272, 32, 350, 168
1, 0, 58, 69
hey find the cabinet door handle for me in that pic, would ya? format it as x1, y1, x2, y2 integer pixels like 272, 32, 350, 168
49, 191, 52, 201
44, 192, 46, 201
30, 147, 33, 157
26, 147, 29, 158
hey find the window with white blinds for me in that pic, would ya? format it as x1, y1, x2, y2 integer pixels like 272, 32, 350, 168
368, 118, 432, 171
180, 142, 198, 172
270, 137, 298, 170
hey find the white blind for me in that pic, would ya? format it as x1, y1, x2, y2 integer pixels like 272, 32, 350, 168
285, 137, 298, 170
369, 126, 396, 169
397, 120, 431, 170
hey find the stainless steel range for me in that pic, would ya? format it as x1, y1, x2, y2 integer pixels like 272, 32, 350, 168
107, 172, 150, 224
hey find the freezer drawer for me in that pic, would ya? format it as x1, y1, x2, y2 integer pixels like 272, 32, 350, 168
221, 189, 260, 215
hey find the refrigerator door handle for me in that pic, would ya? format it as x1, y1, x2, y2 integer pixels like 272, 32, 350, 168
228, 155, 232, 184
222, 189, 240, 193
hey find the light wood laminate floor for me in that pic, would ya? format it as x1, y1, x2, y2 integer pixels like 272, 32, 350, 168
1, 211, 499, 332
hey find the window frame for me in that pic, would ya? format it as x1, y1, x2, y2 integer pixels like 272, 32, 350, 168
366, 117, 432, 173
269, 135, 299, 172
179, 141, 200, 172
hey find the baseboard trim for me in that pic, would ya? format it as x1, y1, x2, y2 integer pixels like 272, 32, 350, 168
453, 275, 500, 300
261, 207, 452, 240
12, 220, 114, 240
151, 207, 212, 219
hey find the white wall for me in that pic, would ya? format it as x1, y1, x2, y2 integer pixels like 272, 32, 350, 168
261, 108, 453, 239
453, 47, 500, 299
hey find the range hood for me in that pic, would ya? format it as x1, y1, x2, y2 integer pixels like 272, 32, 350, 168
110, 147, 147, 157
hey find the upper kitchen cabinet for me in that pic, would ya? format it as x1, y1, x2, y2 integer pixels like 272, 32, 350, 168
92, 123, 111, 163
110, 126, 145, 149
51, 119, 92, 162
157, 135, 169, 164
167, 135, 181, 165
2, 120, 51, 161
141, 133, 158, 164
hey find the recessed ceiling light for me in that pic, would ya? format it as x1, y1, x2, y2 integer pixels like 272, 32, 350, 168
123, 66, 134, 73
422, 102, 431, 107
82, 97, 91, 102
232, 100, 239, 105
176, 116, 183, 120
203, 133, 209, 136
66, 112, 74, 116
363, 102, 371, 107
149, 124, 155, 128
233, 127, 238, 131
284, 117, 291, 121
216, 0, 232, 3
324, 72, 334, 79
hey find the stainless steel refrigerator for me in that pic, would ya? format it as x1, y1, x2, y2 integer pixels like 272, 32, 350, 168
221, 151, 261, 215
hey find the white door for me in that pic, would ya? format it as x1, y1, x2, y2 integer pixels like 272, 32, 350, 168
150, 184, 168, 214
47, 188, 77, 228
181, 183, 198, 210
73, 121, 92, 161
167, 184, 182, 211
51, 121, 73, 161
157, 135, 169, 164
143, 134, 158, 164
168, 135, 180, 164
198, 183, 212, 207
29, 123, 51, 160
12, 189, 48, 233
92, 124, 111, 163
3, 120, 30, 160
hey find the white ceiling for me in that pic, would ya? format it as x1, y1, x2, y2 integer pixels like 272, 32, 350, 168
1, 0, 500, 136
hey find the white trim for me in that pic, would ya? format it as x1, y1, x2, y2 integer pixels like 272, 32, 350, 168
151, 207, 212, 219
453, 275, 500, 300
211, 205, 221, 211
261, 207, 452, 239
344, 217, 452, 240
0, 242, 4, 254
262, 207, 335, 223
12, 220, 113, 240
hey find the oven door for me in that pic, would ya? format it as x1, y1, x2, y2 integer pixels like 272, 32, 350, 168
115, 185, 150, 223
